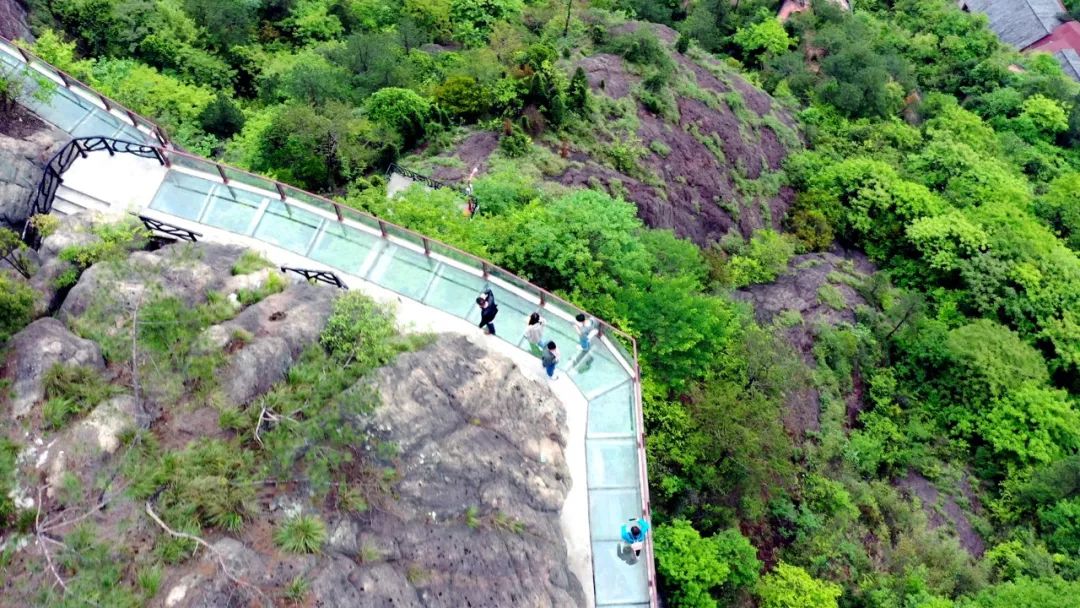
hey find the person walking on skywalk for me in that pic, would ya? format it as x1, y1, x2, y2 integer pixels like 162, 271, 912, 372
477, 287, 498, 335
617, 516, 651, 565
524, 312, 546, 356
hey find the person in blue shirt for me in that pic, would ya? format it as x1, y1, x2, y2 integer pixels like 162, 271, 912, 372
618, 516, 650, 564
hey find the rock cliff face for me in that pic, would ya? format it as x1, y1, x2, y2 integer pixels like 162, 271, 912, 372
0, 213, 582, 608
0, 123, 68, 228
0, 0, 31, 42
169, 335, 583, 608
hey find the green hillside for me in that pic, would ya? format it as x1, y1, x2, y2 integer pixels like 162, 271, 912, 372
4, 0, 1080, 606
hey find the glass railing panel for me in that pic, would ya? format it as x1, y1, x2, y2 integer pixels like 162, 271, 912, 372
366, 243, 438, 301
592, 533, 650, 605
222, 166, 278, 195
285, 187, 339, 217
381, 221, 425, 252
170, 153, 221, 177
423, 263, 487, 318
309, 222, 379, 275
587, 437, 642, 490
589, 488, 643, 541
150, 171, 214, 221
0, 49, 21, 71
587, 381, 636, 438
21, 84, 94, 132
569, 343, 631, 397
70, 109, 128, 138
201, 185, 267, 236
253, 200, 323, 254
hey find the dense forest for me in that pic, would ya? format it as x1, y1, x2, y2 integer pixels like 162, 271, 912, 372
7, 0, 1080, 606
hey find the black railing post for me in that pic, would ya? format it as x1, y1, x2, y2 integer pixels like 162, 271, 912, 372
378, 219, 388, 238
422, 237, 430, 256
75, 139, 87, 159
103, 138, 114, 156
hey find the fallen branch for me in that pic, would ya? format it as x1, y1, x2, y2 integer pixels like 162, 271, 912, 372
144, 501, 268, 606
253, 405, 297, 447
35, 487, 68, 593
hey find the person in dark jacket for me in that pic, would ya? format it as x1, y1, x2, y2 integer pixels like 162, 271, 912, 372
476, 288, 498, 335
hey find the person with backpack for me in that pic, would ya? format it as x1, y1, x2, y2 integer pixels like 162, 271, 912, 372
476, 288, 498, 335
617, 516, 651, 565
541, 341, 560, 379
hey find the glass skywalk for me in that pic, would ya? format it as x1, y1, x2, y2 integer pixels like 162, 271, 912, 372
0, 35, 656, 608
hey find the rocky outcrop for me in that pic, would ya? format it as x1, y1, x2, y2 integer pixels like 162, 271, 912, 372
59, 240, 250, 321
0, 126, 68, 227
0, 0, 31, 42
204, 282, 339, 405
735, 250, 875, 435
170, 335, 584, 608
2, 317, 105, 418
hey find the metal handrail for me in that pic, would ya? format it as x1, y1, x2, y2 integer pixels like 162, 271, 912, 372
19, 137, 165, 244
386, 162, 463, 193
0, 36, 169, 146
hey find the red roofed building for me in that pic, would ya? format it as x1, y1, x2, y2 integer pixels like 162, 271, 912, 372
1027, 20, 1080, 78
961, 0, 1080, 80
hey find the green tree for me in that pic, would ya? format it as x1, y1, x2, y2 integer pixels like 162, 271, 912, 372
1011, 95, 1069, 144
363, 87, 431, 147
433, 76, 489, 120
1035, 172, 1080, 252
757, 563, 842, 608
197, 95, 245, 139
654, 519, 762, 607
733, 15, 794, 65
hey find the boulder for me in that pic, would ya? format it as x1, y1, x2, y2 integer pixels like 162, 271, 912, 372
0, 126, 67, 227
2, 317, 104, 418
58, 240, 250, 321
205, 281, 338, 406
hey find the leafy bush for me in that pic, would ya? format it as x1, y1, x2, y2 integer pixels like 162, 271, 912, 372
0, 275, 35, 344
42, 364, 120, 429
757, 563, 842, 608
364, 87, 431, 146
499, 127, 532, 158
274, 514, 327, 554
320, 292, 398, 366
58, 219, 151, 270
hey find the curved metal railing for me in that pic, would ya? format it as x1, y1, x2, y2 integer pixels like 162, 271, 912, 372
20, 137, 165, 244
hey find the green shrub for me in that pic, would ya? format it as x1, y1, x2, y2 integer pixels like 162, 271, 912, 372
284, 575, 310, 603
274, 514, 327, 554
757, 563, 842, 608
41, 364, 120, 429
817, 284, 846, 310
236, 271, 287, 306
231, 250, 274, 275
319, 292, 399, 366
0, 437, 20, 529
58, 219, 150, 270
655, 519, 762, 607
0, 275, 35, 343
130, 438, 257, 536
499, 128, 532, 158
